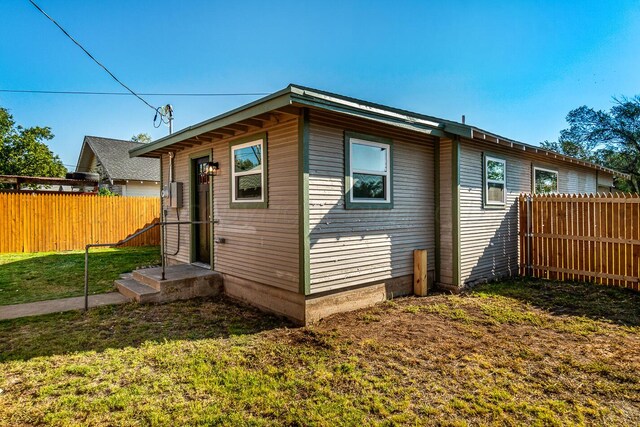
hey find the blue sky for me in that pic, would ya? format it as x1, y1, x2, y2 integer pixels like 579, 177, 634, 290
1, 0, 639, 169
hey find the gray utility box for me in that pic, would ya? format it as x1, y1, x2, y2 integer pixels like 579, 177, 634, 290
164, 182, 183, 208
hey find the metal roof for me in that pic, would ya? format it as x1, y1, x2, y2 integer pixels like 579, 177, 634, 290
130, 84, 627, 178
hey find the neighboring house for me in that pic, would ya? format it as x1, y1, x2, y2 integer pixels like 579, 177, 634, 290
130, 84, 624, 324
76, 136, 160, 196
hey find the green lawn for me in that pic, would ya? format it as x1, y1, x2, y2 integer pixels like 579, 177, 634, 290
0, 279, 638, 426
0, 246, 161, 305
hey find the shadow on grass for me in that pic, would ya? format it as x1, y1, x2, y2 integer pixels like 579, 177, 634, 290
0, 295, 292, 362
0, 246, 160, 306
474, 278, 640, 327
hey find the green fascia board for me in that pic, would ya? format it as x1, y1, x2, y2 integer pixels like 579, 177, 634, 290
289, 85, 455, 130
129, 90, 294, 158
129, 83, 627, 179
291, 95, 446, 138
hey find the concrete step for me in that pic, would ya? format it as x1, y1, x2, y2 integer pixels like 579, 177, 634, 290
131, 264, 223, 302
115, 279, 160, 303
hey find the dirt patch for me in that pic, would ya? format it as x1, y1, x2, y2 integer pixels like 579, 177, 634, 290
1, 281, 638, 425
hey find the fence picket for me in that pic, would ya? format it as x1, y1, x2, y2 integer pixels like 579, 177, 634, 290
521, 193, 639, 291
0, 193, 160, 253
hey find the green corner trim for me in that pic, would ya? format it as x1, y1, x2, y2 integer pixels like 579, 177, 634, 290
228, 132, 269, 209
188, 149, 213, 264
299, 109, 311, 295
452, 137, 461, 287
434, 142, 441, 284
344, 131, 394, 210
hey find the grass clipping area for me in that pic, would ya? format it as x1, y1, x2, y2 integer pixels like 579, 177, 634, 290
0, 246, 160, 305
0, 280, 638, 426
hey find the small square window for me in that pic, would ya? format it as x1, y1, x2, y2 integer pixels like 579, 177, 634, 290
533, 167, 558, 194
345, 132, 393, 209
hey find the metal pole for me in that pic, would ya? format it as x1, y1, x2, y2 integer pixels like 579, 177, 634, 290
160, 158, 166, 281
84, 246, 89, 312
161, 210, 166, 281
209, 169, 214, 270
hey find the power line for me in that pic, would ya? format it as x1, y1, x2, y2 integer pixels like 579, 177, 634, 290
0, 89, 270, 97
27, 0, 162, 116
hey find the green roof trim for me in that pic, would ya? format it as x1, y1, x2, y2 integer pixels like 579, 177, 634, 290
129, 83, 626, 178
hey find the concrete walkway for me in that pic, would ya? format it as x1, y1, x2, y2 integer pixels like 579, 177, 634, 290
0, 292, 130, 321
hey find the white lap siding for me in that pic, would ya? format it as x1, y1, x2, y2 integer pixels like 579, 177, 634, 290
458, 139, 598, 286
308, 110, 436, 294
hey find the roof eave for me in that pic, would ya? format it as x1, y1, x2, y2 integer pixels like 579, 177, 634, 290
127, 83, 628, 180
75, 138, 92, 173
289, 85, 450, 138
452, 126, 628, 179
129, 87, 295, 158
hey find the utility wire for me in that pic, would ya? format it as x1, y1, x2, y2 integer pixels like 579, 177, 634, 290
27, 0, 162, 115
0, 89, 270, 97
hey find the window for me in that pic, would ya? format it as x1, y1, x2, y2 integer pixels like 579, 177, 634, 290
484, 155, 506, 206
345, 132, 392, 209
230, 135, 267, 208
533, 167, 558, 194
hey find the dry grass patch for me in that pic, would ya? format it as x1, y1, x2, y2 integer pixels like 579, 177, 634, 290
0, 279, 638, 425
0, 246, 161, 305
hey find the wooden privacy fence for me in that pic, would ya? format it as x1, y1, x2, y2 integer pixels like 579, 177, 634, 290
519, 193, 640, 291
0, 192, 160, 253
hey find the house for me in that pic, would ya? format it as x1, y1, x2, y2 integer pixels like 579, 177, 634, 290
129, 84, 623, 324
76, 136, 160, 196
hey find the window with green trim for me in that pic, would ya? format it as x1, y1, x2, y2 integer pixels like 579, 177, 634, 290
231, 138, 265, 203
484, 155, 506, 206
345, 133, 392, 209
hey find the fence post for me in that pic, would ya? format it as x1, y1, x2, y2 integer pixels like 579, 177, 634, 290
526, 194, 533, 277
84, 245, 89, 312
413, 249, 428, 296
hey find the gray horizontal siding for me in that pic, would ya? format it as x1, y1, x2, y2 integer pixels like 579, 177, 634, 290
161, 119, 299, 293
308, 110, 436, 294
458, 139, 598, 285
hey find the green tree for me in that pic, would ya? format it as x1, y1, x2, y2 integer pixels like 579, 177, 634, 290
541, 96, 640, 192
0, 107, 66, 179
131, 133, 152, 144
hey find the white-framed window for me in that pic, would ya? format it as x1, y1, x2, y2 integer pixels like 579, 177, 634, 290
345, 132, 392, 209
484, 155, 506, 206
533, 167, 558, 194
230, 136, 266, 206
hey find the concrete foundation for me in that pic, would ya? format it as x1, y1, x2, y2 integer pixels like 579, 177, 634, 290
304, 275, 414, 324
223, 274, 306, 323
119, 264, 435, 325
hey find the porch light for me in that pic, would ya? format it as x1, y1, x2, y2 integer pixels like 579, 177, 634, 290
205, 161, 219, 177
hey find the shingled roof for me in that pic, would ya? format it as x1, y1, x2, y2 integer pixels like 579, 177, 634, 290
76, 136, 160, 182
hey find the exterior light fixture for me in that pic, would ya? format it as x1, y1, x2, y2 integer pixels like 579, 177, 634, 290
205, 161, 219, 177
